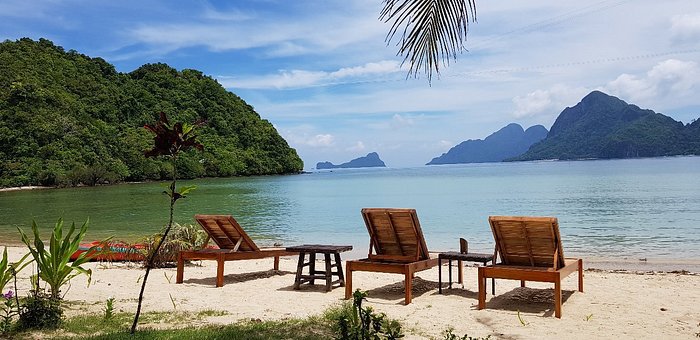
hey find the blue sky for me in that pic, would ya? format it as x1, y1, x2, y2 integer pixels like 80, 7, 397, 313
2, 0, 700, 168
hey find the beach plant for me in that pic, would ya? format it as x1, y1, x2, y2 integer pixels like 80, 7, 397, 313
131, 112, 204, 334
138, 223, 208, 268
442, 327, 492, 340
103, 297, 115, 321
17, 289, 63, 330
17, 218, 98, 300
1, 290, 18, 335
332, 289, 404, 340
0, 247, 30, 293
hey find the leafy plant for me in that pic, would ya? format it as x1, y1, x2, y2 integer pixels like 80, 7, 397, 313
517, 310, 528, 326
442, 327, 492, 340
17, 218, 100, 300
332, 289, 404, 340
103, 297, 115, 321
17, 290, 63, 330
0, 247, 30, 293
1, 290, 18, 335
584, 313, 593, 321
138, 223, 209, 268
131, 112, 204, 334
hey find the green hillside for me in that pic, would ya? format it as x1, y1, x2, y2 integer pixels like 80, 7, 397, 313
0, 38, 303, 187
513, 91, 700, 160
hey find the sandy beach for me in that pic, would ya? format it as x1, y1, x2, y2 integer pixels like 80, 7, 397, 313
3, 246, 699, 339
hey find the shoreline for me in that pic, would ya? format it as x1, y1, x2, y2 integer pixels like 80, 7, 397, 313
0, 185, 52, 192
1, 244, 699, 273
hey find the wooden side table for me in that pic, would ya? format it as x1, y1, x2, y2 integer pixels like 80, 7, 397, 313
438, 252, 495, 295
286, 244, 353, 291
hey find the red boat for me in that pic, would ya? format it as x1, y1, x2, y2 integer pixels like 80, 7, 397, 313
70, 241, 145, 262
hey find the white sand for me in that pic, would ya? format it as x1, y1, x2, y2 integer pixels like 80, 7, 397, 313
3, 246, 699, 339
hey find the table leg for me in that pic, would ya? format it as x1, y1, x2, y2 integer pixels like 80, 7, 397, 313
334, 252, 345, 286
457, 259, 463, 284
448, 259, 453, 289
438, 257, 443, 294
293, 252, 305, 290
309, 252, 316, 285
324, 253, 332, 291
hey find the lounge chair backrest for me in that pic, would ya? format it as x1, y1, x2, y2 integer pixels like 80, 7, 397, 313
194, 214, 260, 252
489, 216, 565, 269
361, 208, 430, 263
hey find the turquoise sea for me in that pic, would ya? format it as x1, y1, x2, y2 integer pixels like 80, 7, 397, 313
1, 157, 699, 262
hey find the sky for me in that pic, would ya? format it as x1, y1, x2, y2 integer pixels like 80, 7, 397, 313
2, 0, 700, 169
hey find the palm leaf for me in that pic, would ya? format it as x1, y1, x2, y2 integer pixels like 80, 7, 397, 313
381, 0, 476, 83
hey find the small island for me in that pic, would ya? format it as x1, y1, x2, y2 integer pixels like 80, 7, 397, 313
316, 152, 386, 169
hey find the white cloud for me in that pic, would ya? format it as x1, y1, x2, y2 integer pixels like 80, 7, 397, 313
346, 141, 366, 152
670, 13, 700, 42
512, 85, 589, 118
391, 113, 415, 128
604, 59, 700, 103
220, 60, 402, 89
306, 134, 335, 147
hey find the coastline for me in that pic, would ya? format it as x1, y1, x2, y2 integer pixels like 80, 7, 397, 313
2, 246, 698, 339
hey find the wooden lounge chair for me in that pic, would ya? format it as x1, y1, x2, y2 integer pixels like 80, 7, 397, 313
176, 214, 296, 287
345, 208, 438, 304
477, 216, 583, 318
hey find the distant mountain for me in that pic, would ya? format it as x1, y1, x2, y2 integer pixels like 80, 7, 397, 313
426, 123, 548, 165
512, 91, 700, 160
316, 152, 386, 169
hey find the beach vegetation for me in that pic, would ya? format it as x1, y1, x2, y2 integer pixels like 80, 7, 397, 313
17, 218, 99, 300
103, 297, 115, 321
131, 112, 204, 334
17, 289, 63, 330
1, 247, 30, 292
442, 327, 492, 340
327, 289, 404, 339
138, 223, 209, 268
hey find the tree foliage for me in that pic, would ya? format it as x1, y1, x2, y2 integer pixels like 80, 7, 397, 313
0, 38, 303, 188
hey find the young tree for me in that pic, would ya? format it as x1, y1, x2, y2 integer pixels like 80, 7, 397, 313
130, 112, 204, 334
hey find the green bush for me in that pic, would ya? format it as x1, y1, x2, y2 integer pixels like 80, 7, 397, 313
139, 223, 209, 268
330, 289, 404, 340
17, 290, 63, 330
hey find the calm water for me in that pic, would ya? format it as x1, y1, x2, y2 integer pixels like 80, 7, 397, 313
1, 157, 699, 259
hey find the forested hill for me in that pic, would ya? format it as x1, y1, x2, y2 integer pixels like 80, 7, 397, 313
0, 38, 303, 187
512, 91, 700, 161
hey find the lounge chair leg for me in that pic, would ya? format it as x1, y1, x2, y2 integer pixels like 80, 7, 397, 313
578, 259, 584, 292
457, 259, 463, 284
520, 280, 526, 287
176, 252, 184, 284
404, 267, 413, 305
477, 267, 486, 310
274, 256, 280, 271
438, 257, 443, 294
554, 278, 562, 318
216, 254, 225, 288
344, 263, 353, 300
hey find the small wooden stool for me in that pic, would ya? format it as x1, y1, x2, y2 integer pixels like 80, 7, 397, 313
438, 238, 495, 294
286, 244, 353, 291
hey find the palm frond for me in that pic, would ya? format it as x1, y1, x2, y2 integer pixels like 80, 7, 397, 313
381, 0, 477, 83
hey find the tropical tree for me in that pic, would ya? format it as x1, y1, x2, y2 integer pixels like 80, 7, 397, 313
381, 0, 477, 83
130, 112, 204, 334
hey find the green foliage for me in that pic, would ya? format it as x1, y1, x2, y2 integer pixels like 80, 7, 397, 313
0, 38, 303, 188
17, 290, 63, 330
103, 297, 115, 321
330, 289, 404, 340
17, 218, 99, 299
0, 247, 30, 293
138, 223, 208, 268
442, 327, 492, 340
1, 290, 19, 335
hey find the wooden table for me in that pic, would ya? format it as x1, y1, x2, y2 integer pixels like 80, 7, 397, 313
286, 244, 353, 291
438, 252, 495, 294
